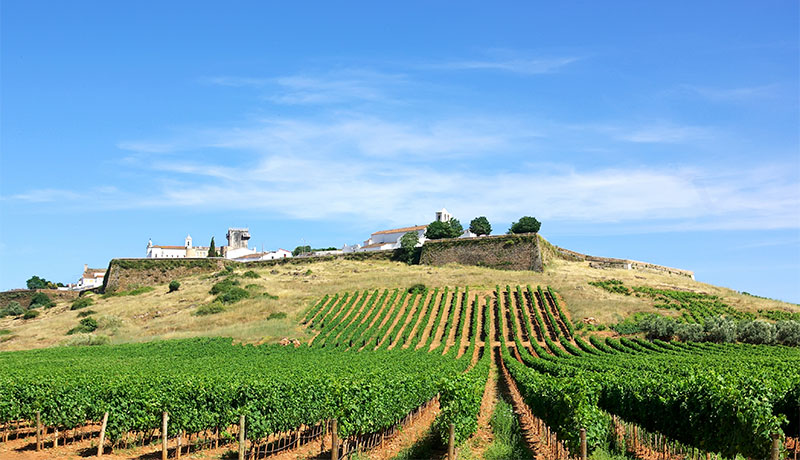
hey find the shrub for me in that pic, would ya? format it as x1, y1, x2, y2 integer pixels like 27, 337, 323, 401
217, 287, 249, 304
776, 321, 800, 346
704, 316, 737, 343
1, 302, 24, 317
638, 315, 677, 341
508, 216, 541, 234
675, 323, 705, 342
102, 286, 154, 298
242, 270, 260, 279
209, 278, 240, 295
194, 303, 225, 316
168, 280, 181, 293
67, 317, 98, 335
737, 320, 776, 345
63, 334, 110, 346
267, 312, 287, 320
408, 283, 426, 294
29, 292, 55, 309
77, 309, 97, 318
70, 297, 94, 310
22, 310, 39, 319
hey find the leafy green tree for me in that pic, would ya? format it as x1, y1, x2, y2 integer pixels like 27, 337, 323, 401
400, 231, 420, 250
26, 275, 57, 290
292, 245, 312, 256
207, 237, 218, 257
168, 280, 181, 293
469, 216, 492, 236
425, 219, 463, 240
508, 216, 541, 234
447, 218, 463, 237
397, 231, 421, 264
425, 221, 450, 240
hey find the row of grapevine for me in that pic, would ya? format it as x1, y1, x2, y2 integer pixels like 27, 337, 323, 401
330, 289, 385, 348
348, 289, 396, 349
434, 294, 491, 445
0, 338, 467, 447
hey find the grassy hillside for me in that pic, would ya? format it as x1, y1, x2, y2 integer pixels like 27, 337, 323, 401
1, 256, 797, 351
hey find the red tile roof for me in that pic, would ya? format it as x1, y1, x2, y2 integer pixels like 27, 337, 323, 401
361, 242, 392, 249
371, 225, 427, 236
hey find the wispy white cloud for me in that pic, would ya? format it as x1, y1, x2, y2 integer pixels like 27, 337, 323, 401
430, 49, 580, 75
567, 121, 713, 144
678, 83, 780, 102
9, 116, 798, 234
5, 187, 118, 203
615, 123, 712, 143
438, 56, 579, 74
119, 115, 533, 160
202, 69, 408, 105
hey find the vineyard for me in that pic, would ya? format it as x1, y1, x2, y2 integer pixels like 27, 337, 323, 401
1, 284, 798, 460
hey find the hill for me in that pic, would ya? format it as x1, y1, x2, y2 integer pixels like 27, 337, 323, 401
1, 240, 797, 351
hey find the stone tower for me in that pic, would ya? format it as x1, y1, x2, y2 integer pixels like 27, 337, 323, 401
226, 228, 251, 250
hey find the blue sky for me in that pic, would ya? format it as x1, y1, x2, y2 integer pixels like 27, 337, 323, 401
1, 1, 799, 302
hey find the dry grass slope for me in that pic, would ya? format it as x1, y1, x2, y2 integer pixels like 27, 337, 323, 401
1, 257, 797, 351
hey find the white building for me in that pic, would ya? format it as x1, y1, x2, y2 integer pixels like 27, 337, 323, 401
75, 264, 106, 290
232, 249, 293, 262
146, 228, 259, 259
343, 208, 475, 253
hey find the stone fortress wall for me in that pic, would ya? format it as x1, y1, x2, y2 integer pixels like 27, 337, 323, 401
553, 246, 695, 279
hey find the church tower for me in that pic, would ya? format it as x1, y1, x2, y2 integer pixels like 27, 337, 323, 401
435, 208, 451, 222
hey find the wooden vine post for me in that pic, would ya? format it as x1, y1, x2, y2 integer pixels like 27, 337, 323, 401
447, 422, 455, 460
161, 412, 168, 460
580, 427, 587, 460
770, 433, 780, 460
97, 412, 108, 457
176, 430, 183, 459
238, 414, 246, 460
35, 411, 41, 451
331, 419, 338, 460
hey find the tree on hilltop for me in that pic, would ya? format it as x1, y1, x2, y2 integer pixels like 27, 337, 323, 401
469, 216, 492, 236
508, 216, 541, 234
425, 218, 464, 240
447, 218, 463, 236
292, 245, 312, 256
207, 237, 218, 257
26, 275, 58, 290
397, 231, 421, 264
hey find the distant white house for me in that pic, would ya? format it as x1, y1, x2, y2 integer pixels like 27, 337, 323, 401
343, 208, 475, 253
233, 249, 293, 262
75, 264, 106, 290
